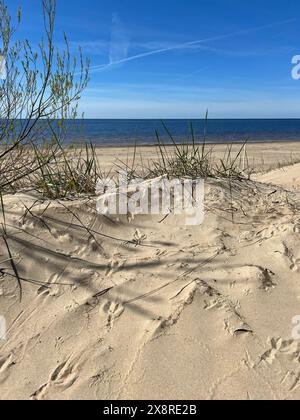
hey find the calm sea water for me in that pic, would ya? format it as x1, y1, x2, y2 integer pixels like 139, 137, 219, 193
54, 119, 300, 145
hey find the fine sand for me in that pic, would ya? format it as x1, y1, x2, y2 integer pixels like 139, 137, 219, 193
94, 141, 300, 174
1, 143, 300, 400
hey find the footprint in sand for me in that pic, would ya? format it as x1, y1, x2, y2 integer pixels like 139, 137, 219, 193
265, 338, 299, 362
293, 224, 300, 234
105, 258, 126, 277
133, 229, 147, 245
101, 301, 124, 331
36, 273, 62, 298
30, 357, 80, 400
292, 260, 300, 273
283, 243, 300, 272
291, 260, 300, 272
50, 228, 73, 243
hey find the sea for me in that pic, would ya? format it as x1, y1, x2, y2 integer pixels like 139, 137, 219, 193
26, 119, 300, 146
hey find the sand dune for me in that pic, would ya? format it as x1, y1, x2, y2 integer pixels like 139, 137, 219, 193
1, 160, 300, 400
255, 162, 300, 191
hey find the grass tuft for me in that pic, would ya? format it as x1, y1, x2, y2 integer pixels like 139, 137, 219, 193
147, 121, 253, 181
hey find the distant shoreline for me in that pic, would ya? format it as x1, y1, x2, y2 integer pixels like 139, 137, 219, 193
89, 139, 300, 148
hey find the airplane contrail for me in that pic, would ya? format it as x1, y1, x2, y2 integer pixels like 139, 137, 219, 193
88, 18, 296, 74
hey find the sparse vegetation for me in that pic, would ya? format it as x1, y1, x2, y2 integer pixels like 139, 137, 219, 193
0, 0, 89, 194
146, 120, 254, 181
31, 141, 100, 199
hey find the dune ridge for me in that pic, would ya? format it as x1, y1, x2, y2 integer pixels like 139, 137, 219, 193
0, 162, 300, 400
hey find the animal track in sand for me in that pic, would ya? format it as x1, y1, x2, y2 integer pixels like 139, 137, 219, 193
145, 279, 253, 341
155, 249, 168, 257
105, 258, 126, 277
71, 233, 108, 259
30, 357, 80, 400
282, 243, 300, 272
133, 229, 147, 243
89, 367, 111, 389
20, 217, 48, 232
253, 223, 291, 244
101, 300, 125, 331
290, 260, 300, 272
50, 228, 73, 243
121, 230, 147, 249
253, 336, 300, 393
293, 223, 300, 234
259, 338, 300, 365
202, 265, 276, 293
36, 273, 62, 298
197, 279, 254, 337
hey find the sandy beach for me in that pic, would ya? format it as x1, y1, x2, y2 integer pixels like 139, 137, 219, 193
0, 142, 300, 400
94, 141, 300, 174
3, 0, 300, 403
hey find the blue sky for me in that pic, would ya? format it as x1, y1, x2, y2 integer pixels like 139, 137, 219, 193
8, 0, 300, 118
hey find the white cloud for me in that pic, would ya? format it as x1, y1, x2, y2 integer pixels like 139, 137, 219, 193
88, 18, 297, 73
109, 13, 130, 64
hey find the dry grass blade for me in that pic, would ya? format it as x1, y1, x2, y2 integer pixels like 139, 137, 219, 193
2, 235, 22, 301
149, 120, 253, 182
0, 190, 7, 234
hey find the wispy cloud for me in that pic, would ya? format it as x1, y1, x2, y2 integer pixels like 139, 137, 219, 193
109, 14, 130, 64
89, 18, 296, 73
